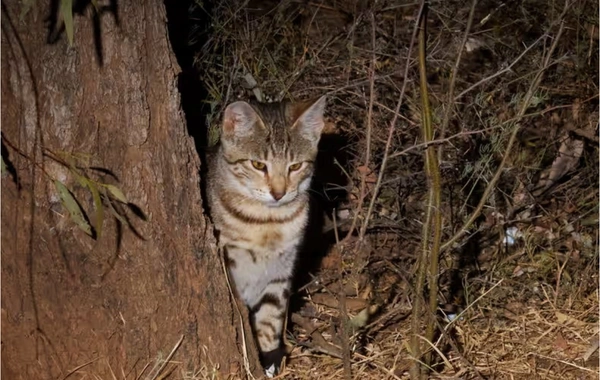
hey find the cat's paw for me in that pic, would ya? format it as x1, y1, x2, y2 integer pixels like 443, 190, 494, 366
261, 347, 285, 378
264, 363, 277, 378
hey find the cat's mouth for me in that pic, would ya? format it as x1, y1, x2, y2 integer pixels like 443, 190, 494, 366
261, 191, 299, 207
264, 197, 294, 207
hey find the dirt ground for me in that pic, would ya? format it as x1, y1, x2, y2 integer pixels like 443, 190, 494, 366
190, 0, 599, 378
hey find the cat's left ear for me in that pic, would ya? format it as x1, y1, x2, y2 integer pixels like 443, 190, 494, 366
293, 96, 326, 142
222, 101, 259, 139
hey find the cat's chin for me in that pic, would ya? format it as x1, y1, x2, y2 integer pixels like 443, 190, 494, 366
249, 191, 300, 207
263, 197, 296, 207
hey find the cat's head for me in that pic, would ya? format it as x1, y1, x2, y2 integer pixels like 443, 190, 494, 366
219, 96, 326, 206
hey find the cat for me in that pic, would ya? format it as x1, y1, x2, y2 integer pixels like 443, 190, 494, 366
206, 96, 327, 376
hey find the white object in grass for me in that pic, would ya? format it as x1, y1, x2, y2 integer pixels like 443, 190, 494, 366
503, 226, 522, 246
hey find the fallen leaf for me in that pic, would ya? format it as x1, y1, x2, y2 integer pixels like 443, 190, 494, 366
512, 266, 524, 277
553, 332, 569, 351
583, 336, 599, 361
556, 311, 587, 327
533, 134, 583, 196
311, 293, 368, 311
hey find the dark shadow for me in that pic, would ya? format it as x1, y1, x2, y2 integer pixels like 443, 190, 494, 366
87, 166, 120, 181
163, 0, 213, 212
1, 137, 20, 189
111, 201, 146, 241
101, 220, 123, 281
46, 0, 120, 67
163, 0, 211, 150
290, 131, 352, 313
126, 202, 147, 222
99, 200, 146, 280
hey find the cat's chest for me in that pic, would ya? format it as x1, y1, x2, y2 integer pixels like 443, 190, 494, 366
235, 221, 303, 252
218, 211, 306, 254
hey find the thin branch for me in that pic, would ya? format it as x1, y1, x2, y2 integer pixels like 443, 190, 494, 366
437, 0, 478, 162
441, 2, 570, 253
345, 10, 377, 242
412, 5, 444, 378
454, 33, 546, 101
357, 3, 423, 243
148, 335, 184, 380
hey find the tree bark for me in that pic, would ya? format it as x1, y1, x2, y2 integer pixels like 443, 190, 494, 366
1, 2, 253, 378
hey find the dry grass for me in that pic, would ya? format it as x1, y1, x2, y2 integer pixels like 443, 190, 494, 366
191, 0, 599, 378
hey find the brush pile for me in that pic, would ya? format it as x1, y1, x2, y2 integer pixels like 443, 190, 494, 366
192, 0, 599, 378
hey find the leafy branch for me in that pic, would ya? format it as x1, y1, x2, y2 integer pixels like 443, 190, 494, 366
2, 134, 136, 239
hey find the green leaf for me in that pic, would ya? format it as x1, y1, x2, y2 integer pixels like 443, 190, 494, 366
74, 170, 88, 187
19, 0, 36, 21
60, 0, 74, 46
107, 199, 128, 225
104, 184, 128, 203
349, 307, 371, 329
88, 182, 104, 239
54, 180, 92, 236
79, 176, 104, 239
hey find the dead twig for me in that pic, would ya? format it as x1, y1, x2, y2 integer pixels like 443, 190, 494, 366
339, 283, 352, 380
437, 0, 478, 162
344, 10, 377, 243
357, 3, 422, 245
291, 314, 343, 359
147, 335, 184, 380
441, 3, 570, 253
454, 33, 546, 101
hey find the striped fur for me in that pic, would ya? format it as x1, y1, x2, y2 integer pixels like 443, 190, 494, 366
207, 96, 326, 374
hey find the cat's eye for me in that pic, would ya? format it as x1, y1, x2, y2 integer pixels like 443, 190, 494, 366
251, 160, 267, 171
289, 163, 302, 172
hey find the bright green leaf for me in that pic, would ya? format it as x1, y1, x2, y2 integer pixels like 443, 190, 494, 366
54, 180, 92, 236
105, 184, 128, 203
60, 0, 74, 46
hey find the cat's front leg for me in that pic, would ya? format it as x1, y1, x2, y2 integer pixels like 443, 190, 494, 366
249, 277, 291, 377
224, 244, 291, 377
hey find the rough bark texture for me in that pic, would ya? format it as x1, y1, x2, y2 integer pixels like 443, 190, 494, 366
1, 2, 254, 378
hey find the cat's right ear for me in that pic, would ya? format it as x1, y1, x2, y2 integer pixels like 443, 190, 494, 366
222, 101, 258, 139
292, 96, 326, 142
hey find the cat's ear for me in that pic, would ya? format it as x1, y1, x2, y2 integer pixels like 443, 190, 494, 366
222, 101, 258, 138
293, 96, 326, 142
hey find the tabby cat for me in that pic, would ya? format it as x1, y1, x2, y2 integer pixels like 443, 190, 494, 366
206, 96, 326, 376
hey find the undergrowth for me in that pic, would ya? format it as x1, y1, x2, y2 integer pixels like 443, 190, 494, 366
190, 0, 598, 378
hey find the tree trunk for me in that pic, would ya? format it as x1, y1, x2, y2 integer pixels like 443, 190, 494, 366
1, 2, 254, 378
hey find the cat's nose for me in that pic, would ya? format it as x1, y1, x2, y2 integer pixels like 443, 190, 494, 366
270, 189, 286, 201
270, 176, 287, 201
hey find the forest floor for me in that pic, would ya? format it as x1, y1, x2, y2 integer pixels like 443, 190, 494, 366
191, 0, 599, 378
